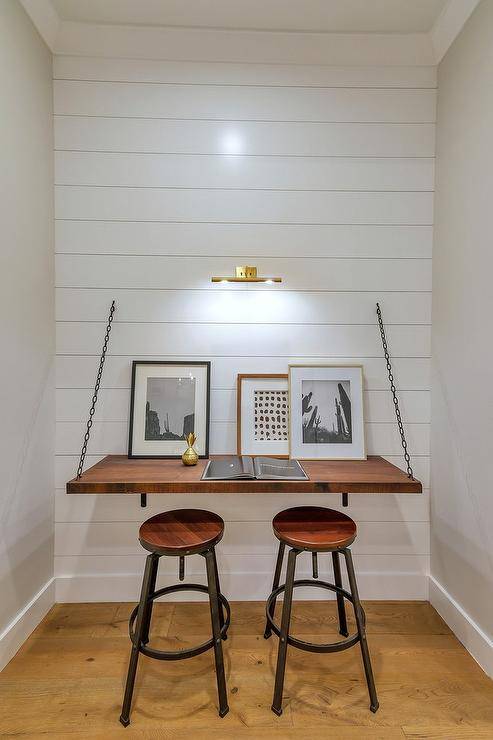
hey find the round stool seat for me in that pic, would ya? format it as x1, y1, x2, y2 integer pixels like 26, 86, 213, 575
273, 506, 356, 551
139, 509, 224, 556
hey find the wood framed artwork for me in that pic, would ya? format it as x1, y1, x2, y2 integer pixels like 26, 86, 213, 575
288, 365, 366, 461
237, 374, 289, 457
128, 361, 210, 459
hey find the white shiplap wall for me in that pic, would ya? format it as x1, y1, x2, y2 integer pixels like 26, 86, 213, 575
54, 56, 434, 602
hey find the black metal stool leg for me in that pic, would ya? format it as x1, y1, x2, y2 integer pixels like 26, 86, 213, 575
120, 553, 156, 727
343, 548, 379, 713
212, 547, 226, 640
141, 553, 159, 646
204, 549, 229, 718
264, 541, 285, 639
332, 551, 349, 637
271, 547, 298, 716
312, 552, 318, 579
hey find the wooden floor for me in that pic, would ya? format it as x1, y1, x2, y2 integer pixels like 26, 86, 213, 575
1, 601, 493, 739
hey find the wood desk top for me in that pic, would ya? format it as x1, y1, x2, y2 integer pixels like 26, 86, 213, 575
66, 455, 422, 495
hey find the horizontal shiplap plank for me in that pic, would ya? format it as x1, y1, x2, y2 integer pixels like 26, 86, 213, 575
56, 388, 430, 424
56, 356, 431, 392
55, 454, 430, 490
55, 152, 434, 191
55, 118, 436, 158
55, 488, 429, 523
54, 520, 430, 557
55, 186, 433, 225
56, 323, 431, 357
54, 81, 436, 123
55, 221, 433, 258
56, 290, 432, 325
54, 554, 429, 583
56, 255, 431, 291
54, 57, 437, 89
55, 420, 430, 456
164, 420, 428, 456
55, 568, 427, 600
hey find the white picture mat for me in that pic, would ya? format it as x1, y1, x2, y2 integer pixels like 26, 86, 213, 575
131, 363, 208, 455
240, 377, 288, 456
289, 365, 366, 460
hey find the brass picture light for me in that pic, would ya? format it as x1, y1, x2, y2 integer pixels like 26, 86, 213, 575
211, 266, 282, 284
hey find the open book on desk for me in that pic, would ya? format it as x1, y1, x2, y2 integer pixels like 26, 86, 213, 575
201, 456, 308, 481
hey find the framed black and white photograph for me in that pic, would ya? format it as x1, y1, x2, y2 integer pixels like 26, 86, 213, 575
128, 361, 210, 458
237, 374, 289, 457
289, 365, 365, 460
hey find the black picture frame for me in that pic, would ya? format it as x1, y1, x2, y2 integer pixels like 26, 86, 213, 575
128, 360, 211, 459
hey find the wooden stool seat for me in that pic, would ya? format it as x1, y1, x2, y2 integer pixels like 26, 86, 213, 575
139, 509, 224, 556
273, 506, 356, 551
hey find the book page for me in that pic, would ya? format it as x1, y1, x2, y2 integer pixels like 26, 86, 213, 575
201, 456, 254, 480
253, 457, 308, 480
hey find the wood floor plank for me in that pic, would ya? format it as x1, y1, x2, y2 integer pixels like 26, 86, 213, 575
167, 600, 451, 638
0, 728, 407, 739
0, 676, 294, 733
34, 602, 175, 639
34, 602, 120, 638
0, 601, 491, 737
402, 726, 493, 739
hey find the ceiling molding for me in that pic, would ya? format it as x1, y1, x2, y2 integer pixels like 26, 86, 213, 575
19, 0, 60, 51
53, 22, 435, 66
48, 0, 449, 34
431, 0, 481, 63
21, 0, 479, 66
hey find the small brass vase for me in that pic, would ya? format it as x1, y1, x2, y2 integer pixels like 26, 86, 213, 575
182, 432, 199, 466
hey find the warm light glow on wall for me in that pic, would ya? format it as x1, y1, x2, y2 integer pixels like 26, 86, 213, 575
220, 131, 244, 154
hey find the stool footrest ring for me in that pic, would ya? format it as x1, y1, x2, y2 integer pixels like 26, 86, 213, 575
266, 579, 361, 654
129, 583, 231, 661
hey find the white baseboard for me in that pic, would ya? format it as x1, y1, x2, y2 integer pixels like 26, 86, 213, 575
429, 575, 493, 678
0, 578, 55, 672
55, 570, 428, 603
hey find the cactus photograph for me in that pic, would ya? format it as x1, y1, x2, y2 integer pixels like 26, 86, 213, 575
302, 380, 352, 444
289, 365, 365, 460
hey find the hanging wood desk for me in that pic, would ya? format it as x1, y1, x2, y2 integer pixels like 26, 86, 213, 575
67, 456, 422, 505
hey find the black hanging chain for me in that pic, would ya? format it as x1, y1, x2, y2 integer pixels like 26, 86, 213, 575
76, 301, 116, 479
376, 303, 414, 479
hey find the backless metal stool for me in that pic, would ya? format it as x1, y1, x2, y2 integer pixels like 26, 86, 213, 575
120, 509, 230, 726
264, 506, 378, 716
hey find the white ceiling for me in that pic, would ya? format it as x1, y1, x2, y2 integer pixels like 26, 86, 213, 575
51, 0, 449, 34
